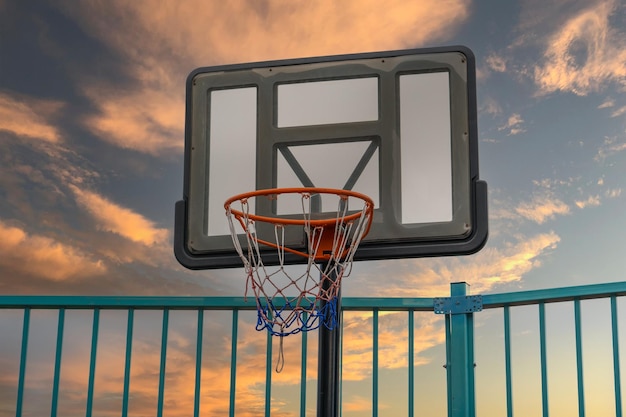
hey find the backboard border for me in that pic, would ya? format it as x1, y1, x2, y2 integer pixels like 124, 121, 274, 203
174, 45, 488, 270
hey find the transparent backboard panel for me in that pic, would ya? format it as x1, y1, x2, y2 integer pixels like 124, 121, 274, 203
399, 72, 452, 224
176, 46, 488, 269
207, 88, 257, 236
277, 77, 379, 127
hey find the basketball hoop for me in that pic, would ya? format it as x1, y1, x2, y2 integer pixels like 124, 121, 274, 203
225, 187, 374, 337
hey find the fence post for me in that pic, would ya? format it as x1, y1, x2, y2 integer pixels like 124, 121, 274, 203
445, 282, 476, 417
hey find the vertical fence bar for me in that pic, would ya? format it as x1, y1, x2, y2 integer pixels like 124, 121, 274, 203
156, 309, 169, 417
503, 306, 513, 417
229, 310, 238, 417
611, 296, 622, 417
373, 309, 379, 417
86, 308, 100, 417
121, 308, 134, 417
194, 309, 204, 417
265, 330, 273, 417
16, 307, 30, 417
447, 282, 475, 417
574, 300, 585, 417
51, 308, 66, 417
408, 310, 414, 417
300, 313, 308, 417
339, 310, 344, 417
445, 314, 452, 417
538, 303, 549, 417
467, 308, 476, 414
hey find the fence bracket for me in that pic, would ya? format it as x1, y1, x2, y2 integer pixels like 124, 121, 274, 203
434, 295, 483, 314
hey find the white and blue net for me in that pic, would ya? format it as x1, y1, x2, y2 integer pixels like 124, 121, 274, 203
226, 189, 372, 337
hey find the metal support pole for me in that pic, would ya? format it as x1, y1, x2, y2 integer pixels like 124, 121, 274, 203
446, 282, 476, 417
317, 266, 341, 417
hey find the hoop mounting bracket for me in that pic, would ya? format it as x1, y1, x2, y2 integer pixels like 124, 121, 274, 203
433, 295, 483, 314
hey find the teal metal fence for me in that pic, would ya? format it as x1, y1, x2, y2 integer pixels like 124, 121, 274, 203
0, 281, 625, 417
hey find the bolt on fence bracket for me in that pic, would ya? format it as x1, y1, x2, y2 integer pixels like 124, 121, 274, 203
433, 295, 483, 314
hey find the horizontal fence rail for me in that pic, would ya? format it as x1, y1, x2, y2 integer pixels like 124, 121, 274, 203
0, 281, 625, 417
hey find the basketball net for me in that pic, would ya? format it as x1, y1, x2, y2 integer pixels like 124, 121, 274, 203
225, 188, 373, 355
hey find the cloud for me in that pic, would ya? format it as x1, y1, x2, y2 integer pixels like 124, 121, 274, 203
515, 195, 570, 223
423, 232, 559, 293
343, 395, 373, 412
57, 0, 470, 155
598, 98, 615, 109
0, 219, 106, 281
597, 98, 626, 116
605, 188, 622, 198
70, 185, 168, 246
498, 113, 526, 135
61, 0, 469, 66
532, 0, 626, 95
595, 135, 626, 160
486, 54, 507, 72
0, 94, 173, 272
0, 92, 64, 143
574, 195, 601, 208
0, 92, 101, 218
345, 229, 562, 302
341, 311, 444, 381
610, 105, 626, 117
80, 87, 184, 156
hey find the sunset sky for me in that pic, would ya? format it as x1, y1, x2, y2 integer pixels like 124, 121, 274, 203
1, 0, 625, 415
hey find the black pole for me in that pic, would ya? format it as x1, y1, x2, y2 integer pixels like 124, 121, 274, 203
317, 266, 341, 417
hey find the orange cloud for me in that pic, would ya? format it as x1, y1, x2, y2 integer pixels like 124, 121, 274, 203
0, 219, 106, 281
422, 232, 560, 294
347, 231, 561, 300
343, 395, 373, 412
533, 0, 626, 95
80, 87, 184, 156
342, 311, 445, 382
70, 185, 168, 246
515, 195, 570, 224
574, 195, 601, 209
0, 92, 64, 143
62, 0, 469, 66
57, 0, 470, 155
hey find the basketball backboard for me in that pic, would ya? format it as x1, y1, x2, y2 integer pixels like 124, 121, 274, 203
174, 46, 488, 269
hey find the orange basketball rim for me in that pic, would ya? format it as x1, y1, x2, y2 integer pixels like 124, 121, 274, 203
224, 187, 374, 262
